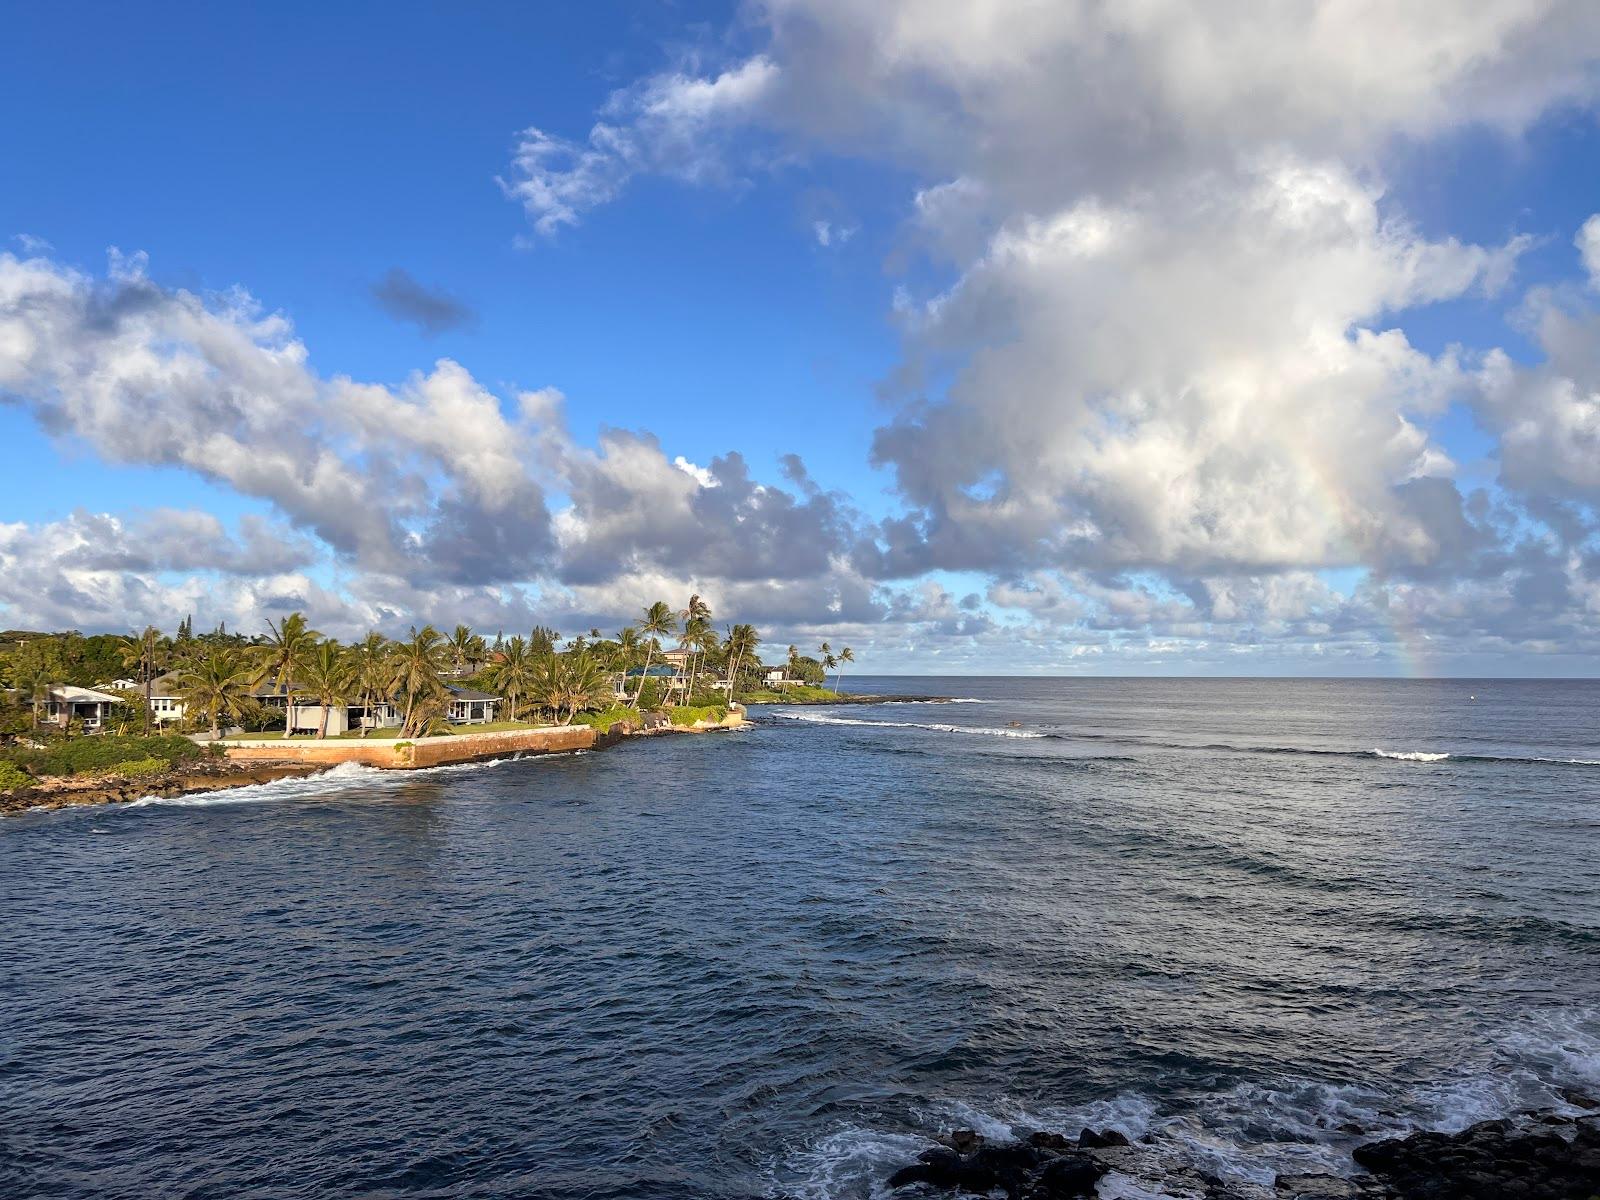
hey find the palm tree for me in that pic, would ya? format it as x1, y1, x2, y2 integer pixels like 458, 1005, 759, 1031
173, 648, 257, 740
614, 627, 641, 698
300, 640, 355, 739
348, 632, 394, 737
633, 602, 676, 708
253, 612, 320, 736
723, 623, 759, 698
118, 625, 165, 736
486, 635, 538, 722
534, 652, 610, 725
447, 624, 477, 676
835, 646, 855, 693
389, 625, 449, 738
680, 617, 718, 698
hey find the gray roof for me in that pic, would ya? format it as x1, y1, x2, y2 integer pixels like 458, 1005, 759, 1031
446, 685, 500, 702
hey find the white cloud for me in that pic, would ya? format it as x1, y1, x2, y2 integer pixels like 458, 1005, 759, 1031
502, 55, 779, 235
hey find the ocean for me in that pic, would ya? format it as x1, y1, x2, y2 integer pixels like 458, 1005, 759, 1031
2, 677, 1597, 1198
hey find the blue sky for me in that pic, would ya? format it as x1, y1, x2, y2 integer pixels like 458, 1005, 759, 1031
3, 4, 1600, 674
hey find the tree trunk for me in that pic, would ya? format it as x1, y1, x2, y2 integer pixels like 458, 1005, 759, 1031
632, 643, 654, 708
317, 700, 329, 739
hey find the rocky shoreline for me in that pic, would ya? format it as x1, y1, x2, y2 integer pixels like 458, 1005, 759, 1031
883, 1098, 1600, 1199
0, 759, 329, 816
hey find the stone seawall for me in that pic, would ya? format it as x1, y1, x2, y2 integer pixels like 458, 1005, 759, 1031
224, 725, 599, 769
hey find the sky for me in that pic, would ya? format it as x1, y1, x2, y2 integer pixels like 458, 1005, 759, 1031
3, 1, 1600, 676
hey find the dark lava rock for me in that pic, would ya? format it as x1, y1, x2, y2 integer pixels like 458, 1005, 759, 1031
1559, 1088, 1600, 1111
1076, 1126, 1130, 1149
1352, 1114, 1600, 1199
1026, 1130, 1074, 1151
1024, 1151, 1108, 1198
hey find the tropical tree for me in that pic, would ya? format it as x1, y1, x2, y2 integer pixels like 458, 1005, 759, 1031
821, 645, 838, 689
613, 626, 641, 695
300, 640, 355, 739
389, 625, 450, 738
486, 635, 538, 722
118, 625, 165, 735
632, 601, 676, 708
348, 631, 394, 738
253, 612, 321, 736
787, 645, 799, 677
173, 647, 257, 740
447, 624, 478, 676
723, 623, 760, 697
534, 652, 611, 725
680, 617, 718, 698
835, 646, 855, 693
529, 625, 559, 659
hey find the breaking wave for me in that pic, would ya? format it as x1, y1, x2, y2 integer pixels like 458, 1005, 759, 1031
772, 712, 1046, 739
1372, 748, 1451, 762
773, 1009, 1600, 1199
122, 751, 576, 810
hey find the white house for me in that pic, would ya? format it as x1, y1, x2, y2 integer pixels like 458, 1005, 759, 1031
446, 685, 499, 724
42, 685, 121, 732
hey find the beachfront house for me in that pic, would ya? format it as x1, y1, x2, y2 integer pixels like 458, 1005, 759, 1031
446, 685, 500, 724
625, 663, 687, 695
41, 685, 121, 732
762, 668, 804, 688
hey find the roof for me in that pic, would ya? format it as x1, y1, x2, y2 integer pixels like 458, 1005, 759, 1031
446, 685, 500, 702
626, 664, 680, 678
47, 685, 122, 704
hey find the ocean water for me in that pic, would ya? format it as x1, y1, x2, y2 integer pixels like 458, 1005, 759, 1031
2, 677, 1598, 1199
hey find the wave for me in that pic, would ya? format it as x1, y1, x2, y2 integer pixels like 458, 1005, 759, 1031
1372, 748, 1450, 762
771, 712, 1597, 770
771, 712, 1046, 739
122, 750, 573, 810
772, 1009, 1600, 1199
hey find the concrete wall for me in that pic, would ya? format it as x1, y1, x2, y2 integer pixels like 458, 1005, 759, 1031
224, 724, 598, 769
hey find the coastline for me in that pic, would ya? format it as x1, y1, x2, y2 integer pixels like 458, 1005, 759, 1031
0, 692, 957, 818
0, 759, 330, 816
0, 708, 754, 817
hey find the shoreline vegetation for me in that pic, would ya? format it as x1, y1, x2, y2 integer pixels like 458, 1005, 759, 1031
0, 596, 953, 814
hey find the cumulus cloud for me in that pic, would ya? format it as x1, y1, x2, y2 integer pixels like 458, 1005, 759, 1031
0, 248, 879, 644
479, 0, 1600, 668
501, 55, 779, 235
371, 268, 476, 335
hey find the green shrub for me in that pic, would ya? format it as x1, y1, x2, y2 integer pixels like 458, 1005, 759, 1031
109, 757, 168, 778
667, 704, 728, 726
636, 677, 663, 710
0, 761, 34, 793
735, 684, 840, 704
0, 734, 203, 778
575, 705, 636, 733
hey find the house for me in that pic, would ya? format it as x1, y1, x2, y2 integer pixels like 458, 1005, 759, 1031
446, 685, 500, 724
762, 668, 804, 688
42, 685, 121, 732
285, 698, 400, 737
624, 663, 687, 694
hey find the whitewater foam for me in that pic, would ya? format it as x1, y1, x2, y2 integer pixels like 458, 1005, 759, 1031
773, 1009, 1600, 1198
773, 712, 1045, 739
121, 751, 565, 810
1372, 748, 1451, 762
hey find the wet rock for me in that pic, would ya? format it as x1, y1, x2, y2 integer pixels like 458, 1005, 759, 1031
1274, 1175, 1364, 1198
1027, 1130, 1074, 1151
1352, 1112, 1600, 1199
935, 1128, 985, 1155
1024, 1151, 1108, 1198
1076, 1126, 1131, 1149
1559, 1087, 1600, 1111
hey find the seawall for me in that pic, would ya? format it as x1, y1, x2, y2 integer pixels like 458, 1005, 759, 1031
224, 724, 602, 769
